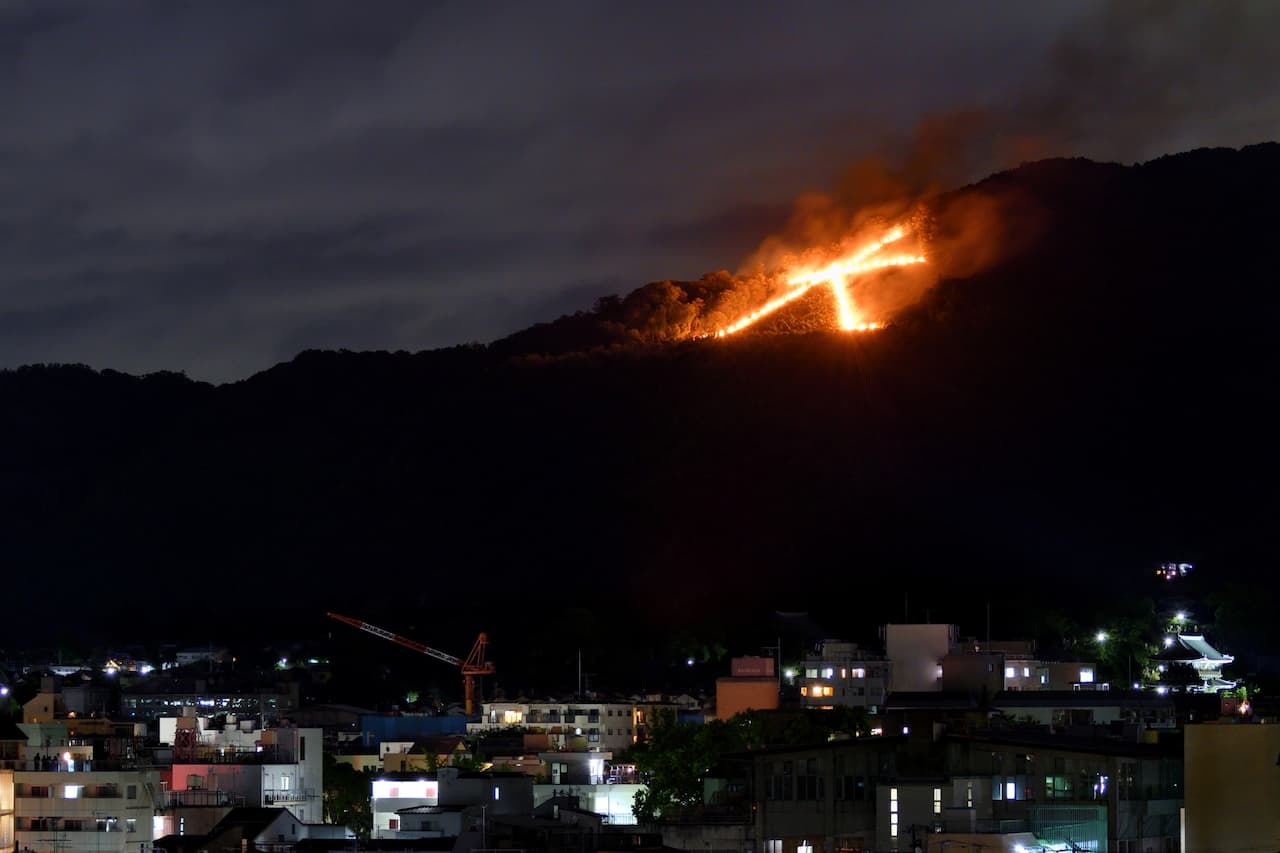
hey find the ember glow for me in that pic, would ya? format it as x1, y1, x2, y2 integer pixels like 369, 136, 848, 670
715, 226, 927, 337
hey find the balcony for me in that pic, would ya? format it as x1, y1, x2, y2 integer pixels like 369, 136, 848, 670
160, 789, 238, 808
15, 785, 122, 799
264, 788, 318, 805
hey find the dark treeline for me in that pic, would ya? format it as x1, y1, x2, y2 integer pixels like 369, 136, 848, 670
3, 144, 1280, 694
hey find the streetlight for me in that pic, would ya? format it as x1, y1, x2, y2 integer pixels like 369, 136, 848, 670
1095, 632, 1108, 644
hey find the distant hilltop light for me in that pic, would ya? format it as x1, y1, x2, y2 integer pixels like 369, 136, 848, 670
1156, 562, 1193, 581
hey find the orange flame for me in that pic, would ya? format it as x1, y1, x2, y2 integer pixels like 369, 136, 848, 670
715, 226, 926, 337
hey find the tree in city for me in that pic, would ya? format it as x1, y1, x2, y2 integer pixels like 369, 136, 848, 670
322, 753, 373, 838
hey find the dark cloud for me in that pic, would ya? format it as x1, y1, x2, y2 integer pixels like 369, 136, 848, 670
0, 0, 1271, 380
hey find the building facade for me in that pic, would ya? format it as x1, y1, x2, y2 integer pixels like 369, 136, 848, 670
799, 642, 891, 711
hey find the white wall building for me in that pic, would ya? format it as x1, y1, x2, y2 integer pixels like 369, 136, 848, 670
159, 718, 323, 823
371, 768, 533, 839
13, 769, 162, 853
468, 701, 664, 752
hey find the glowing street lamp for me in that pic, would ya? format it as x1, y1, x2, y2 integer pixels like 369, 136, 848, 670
1095, 631, 1108, 643
1163, 637, 1175, 647
1174, 612, 1186, 623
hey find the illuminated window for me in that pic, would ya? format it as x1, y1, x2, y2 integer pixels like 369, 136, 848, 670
890, 787, 898, 812
1005, 666, 1016, 678
852, 668, 866, 679
822, 667, 835, 679
841, 668, 848, 678
1040, 674, 1047, 685
801, 687, 809, 696
933, 787, 942, 814
63, 785, 83, 799
1079, 668, 1095, 683
1006, 780, 1016, 800
806, 668, 818, 678
1023, 667, 1031, 677
966, 782, 974, 808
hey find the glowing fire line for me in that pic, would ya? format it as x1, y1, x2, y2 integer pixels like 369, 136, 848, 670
715, 226, 926, 337
715, 279, 824, 338
787, 226, 907, 286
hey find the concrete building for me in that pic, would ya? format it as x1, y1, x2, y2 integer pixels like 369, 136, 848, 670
717, 656, 780, 719
120, 679, 298, 721
535, 750, 644, 826
885, 624, 958, 693
750, 729, 1183, 853
942, 653, 1099, 695
1183, 722, 1280, 853
799, 641, 891, 711
161, 718, 323, 823
1, 768, 12, 853
468, 699, 671, 752
370, 767, 533, 839
153, 806, 352, 853
13, 768, 163, 853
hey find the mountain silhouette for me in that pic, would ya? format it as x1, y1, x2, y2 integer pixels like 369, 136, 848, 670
4, 144, 1279, 668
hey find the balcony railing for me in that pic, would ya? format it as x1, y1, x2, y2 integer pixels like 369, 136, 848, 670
160, 789, 238, 808
264, 788, 318, 804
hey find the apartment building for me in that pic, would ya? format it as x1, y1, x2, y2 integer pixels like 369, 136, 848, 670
469, 700, 672, 752
798, 641, 891, 710
159, 717, 323, 823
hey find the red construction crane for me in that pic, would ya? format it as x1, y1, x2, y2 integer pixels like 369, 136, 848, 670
326, 611, 494, 715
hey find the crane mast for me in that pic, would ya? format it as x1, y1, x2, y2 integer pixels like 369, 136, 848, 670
327, 611, 494, 715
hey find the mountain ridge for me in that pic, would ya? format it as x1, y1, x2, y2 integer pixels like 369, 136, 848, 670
3, 143, 1279, 652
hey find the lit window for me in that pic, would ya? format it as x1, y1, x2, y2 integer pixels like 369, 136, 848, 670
64, 785, 83, 799
805, 668, 818, 678
1080, 669, 1095, 683
841, 668, 848, 678
1023, 667, 1030, 677
801, 687, 808, 696
1004, 666, 1016, 678
1006, 780, 1016, 800
852, 668, 866, 679
1040, 674, 1047, 685
966, 782, 974, 808
933, 787, 942, 814
822, 667, 834, 679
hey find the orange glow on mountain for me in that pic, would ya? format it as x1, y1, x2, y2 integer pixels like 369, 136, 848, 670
715, 226, 926, 337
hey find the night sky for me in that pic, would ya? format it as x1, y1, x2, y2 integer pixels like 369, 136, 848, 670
2, 1, 1277, 382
